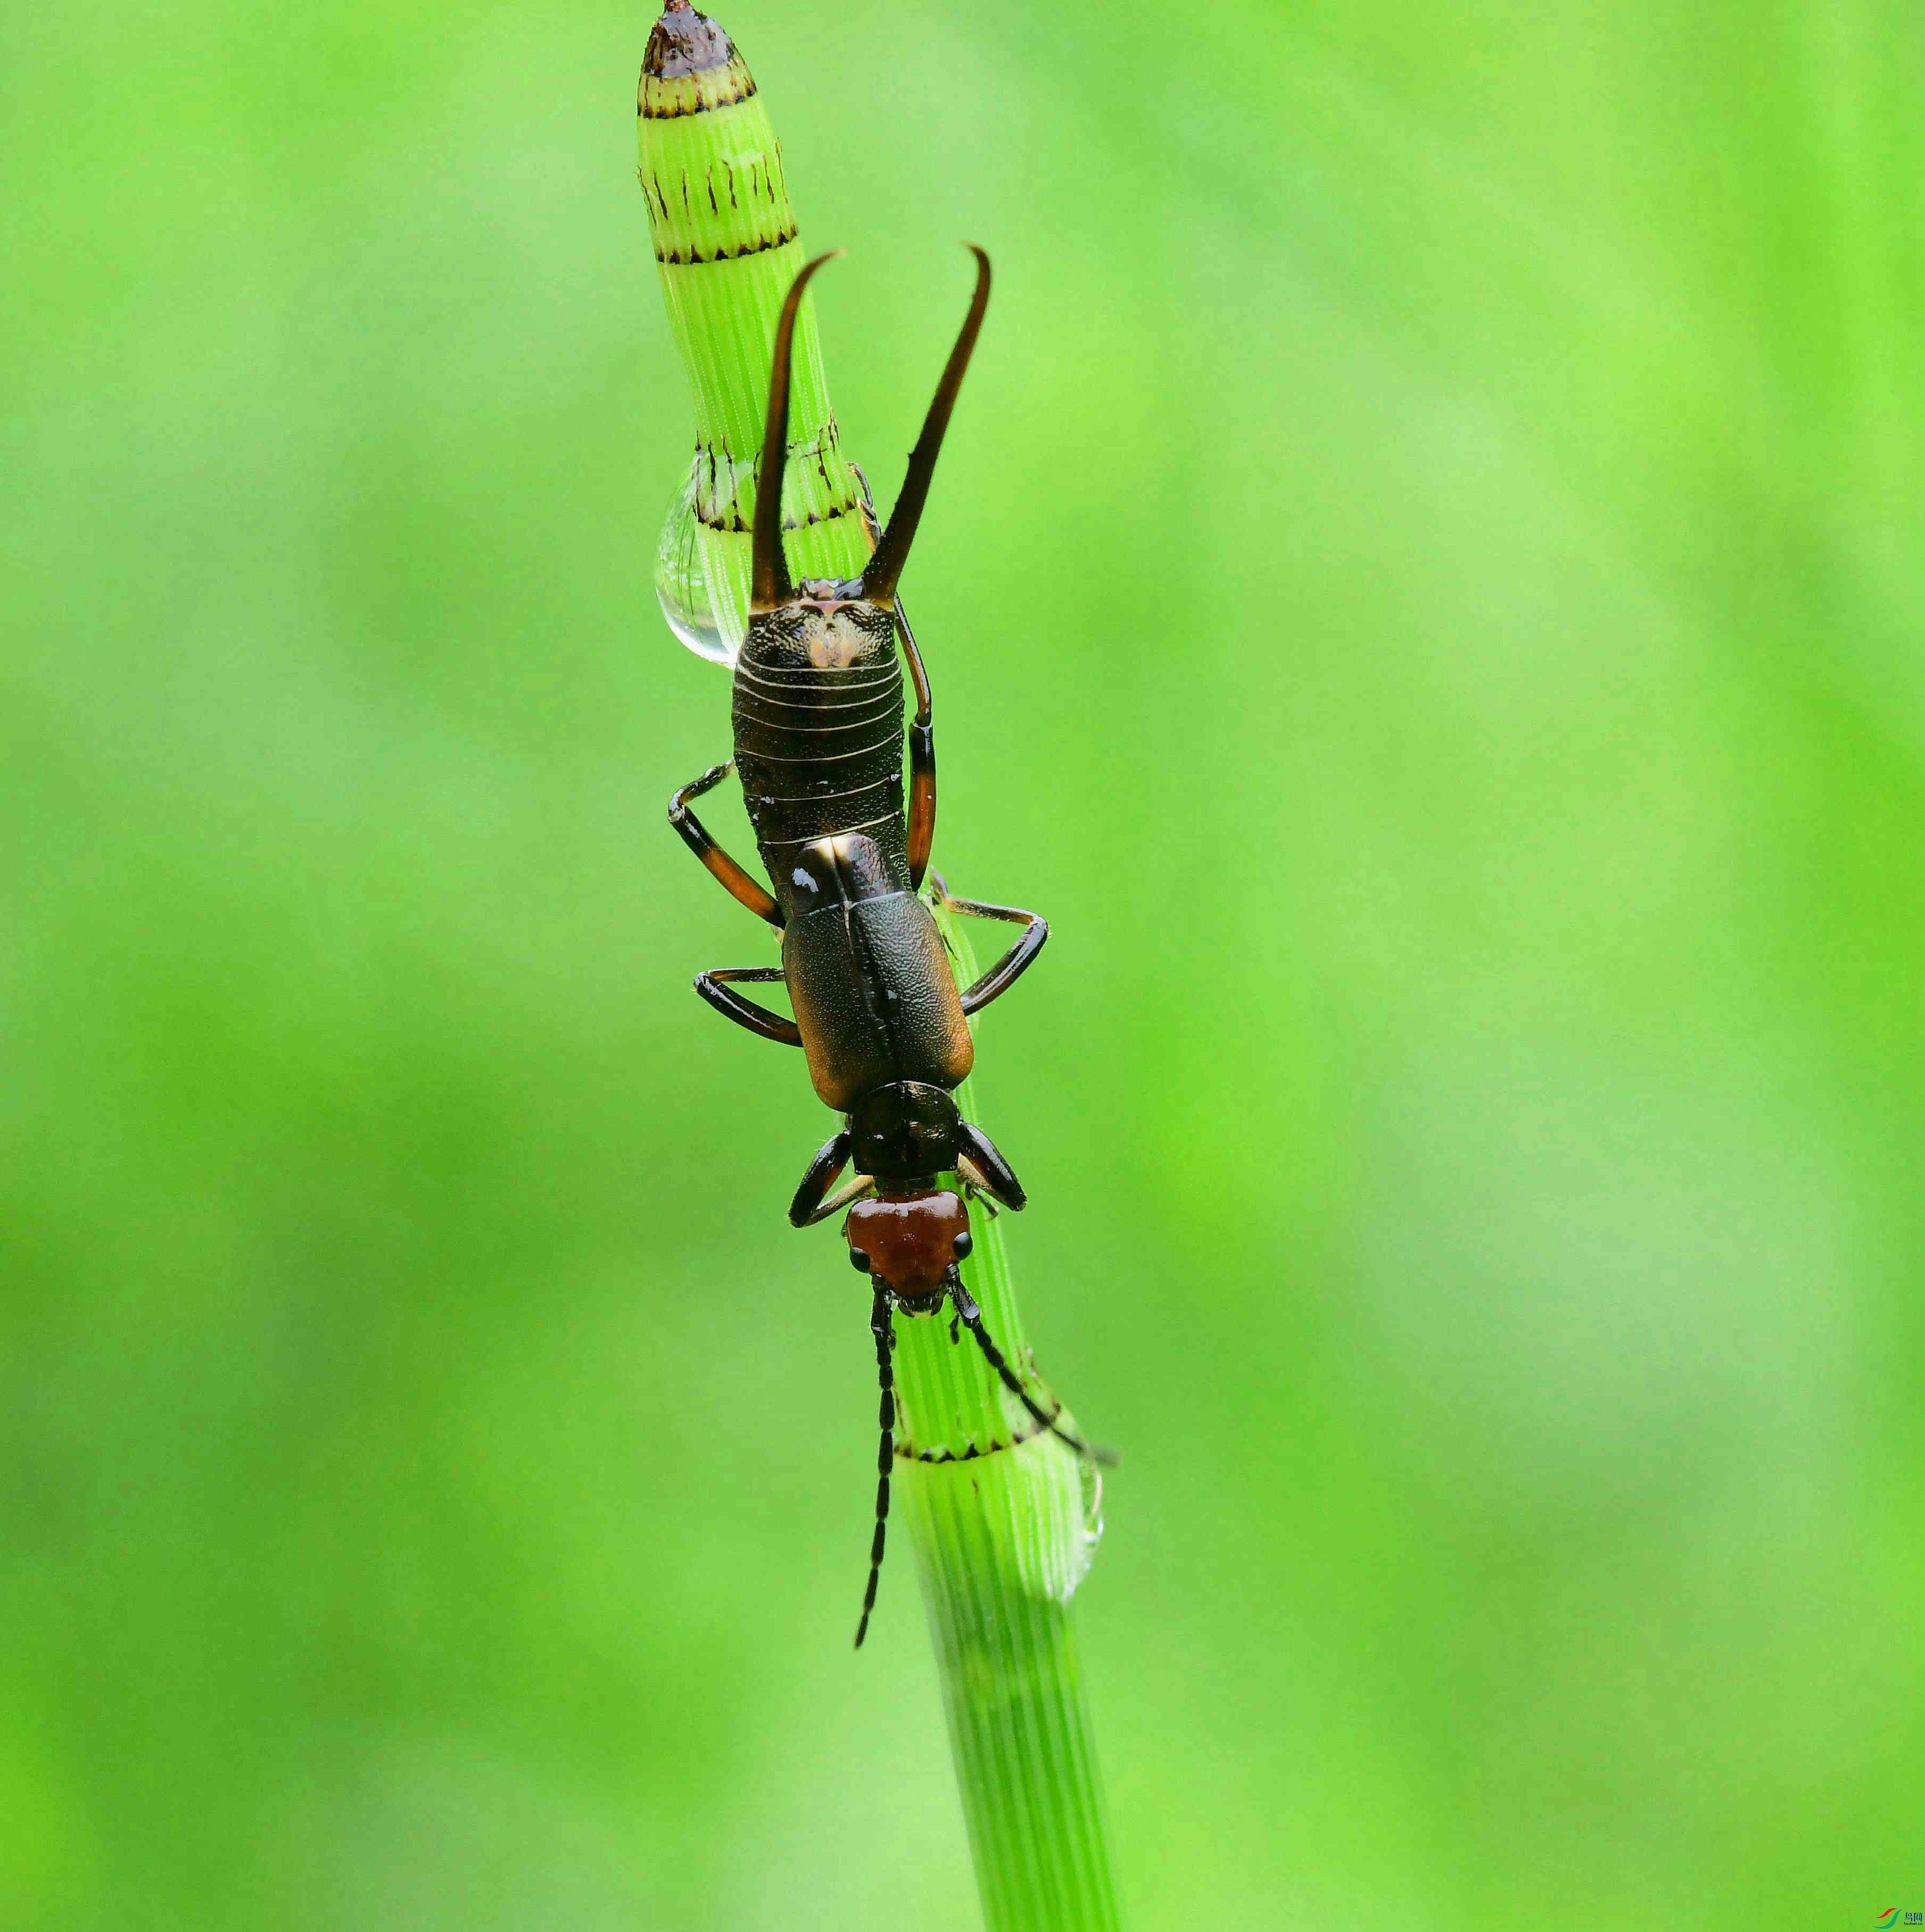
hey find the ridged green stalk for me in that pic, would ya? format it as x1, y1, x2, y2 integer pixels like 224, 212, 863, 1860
637, 10, 1121, 1929
901, 902, 1119, 1932
638, 0, 868, 661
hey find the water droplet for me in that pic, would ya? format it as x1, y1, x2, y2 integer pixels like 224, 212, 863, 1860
654, 463, 743, 666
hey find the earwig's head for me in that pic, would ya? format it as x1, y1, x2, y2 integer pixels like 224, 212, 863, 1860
840, 1084, 971, 1306
849, 1080, 963, 1184
845, 1190, 971, 1304
748, 246, 992, 622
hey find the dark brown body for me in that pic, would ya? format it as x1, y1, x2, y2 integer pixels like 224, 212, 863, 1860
671, 250, 1042, 1234
732, 604, 972, 1111
663, 243, 1100, 1646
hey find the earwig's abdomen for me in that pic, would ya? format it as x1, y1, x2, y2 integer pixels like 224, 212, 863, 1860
731, 611, 910, 894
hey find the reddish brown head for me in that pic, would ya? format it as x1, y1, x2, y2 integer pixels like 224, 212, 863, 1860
845, 1191, 972, 1306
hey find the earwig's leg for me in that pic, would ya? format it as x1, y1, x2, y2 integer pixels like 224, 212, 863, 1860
789, 1130, 852, 1226
788, 1132, 877, 1226
799, 1172, 876, 1227
669, 762, 784, 929
694, 965, 801, 1046
899, 607, 936, 892
854, 461, 936, 889
948, 1273, 1118, 1466
955, 1159, 1002, 1220
930, 875, 1048, 1015
956, 1125, 1026, 1211
854, 1287, 897, 1649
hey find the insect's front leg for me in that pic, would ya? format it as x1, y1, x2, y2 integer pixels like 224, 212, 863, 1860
668, 761, 784, 928
788, 1130, 878, 1226
956, 1174, 1003, 1221
930, 877, 1048, 1015
799, 1171, 877, 1227
954, 1122, 1026, 1212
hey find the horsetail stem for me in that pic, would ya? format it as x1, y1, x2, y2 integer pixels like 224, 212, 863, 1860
907, 899, 1121, 1932
636, 10, 1122, 1927
639, 0, 868, 659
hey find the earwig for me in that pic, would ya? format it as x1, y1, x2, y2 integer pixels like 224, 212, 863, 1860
667, 251, 1103, 1644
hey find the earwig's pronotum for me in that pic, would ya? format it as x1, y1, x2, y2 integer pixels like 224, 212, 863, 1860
667, 251, 1108, 1644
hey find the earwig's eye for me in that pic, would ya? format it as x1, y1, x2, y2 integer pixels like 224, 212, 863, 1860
952, 1230, 973, 1260
849, 1248, 872, 1274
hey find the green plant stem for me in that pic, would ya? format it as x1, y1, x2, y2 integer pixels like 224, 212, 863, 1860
638, 0, 868, 660
896, 901, 1120, 1932
638, 11, 1121, 1928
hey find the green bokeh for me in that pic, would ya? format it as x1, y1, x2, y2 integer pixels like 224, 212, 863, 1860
5, 0, 1921, 1925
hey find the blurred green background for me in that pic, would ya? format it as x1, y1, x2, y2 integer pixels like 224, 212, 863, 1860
5, 0, 1922, 1925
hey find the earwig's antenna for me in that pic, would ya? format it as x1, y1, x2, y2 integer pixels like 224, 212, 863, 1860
751, 251, 842, 610
947, 1272, 1119, 1466
859, 246, 992, 607
853, 1287, 897, 1648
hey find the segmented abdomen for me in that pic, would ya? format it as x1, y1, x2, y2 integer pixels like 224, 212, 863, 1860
731, 653, 908, 905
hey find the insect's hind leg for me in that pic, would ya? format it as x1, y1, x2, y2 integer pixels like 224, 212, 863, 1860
669, 761, 784, 928
929, 875, 1048, 1015
854, 1286, 898, 1649
853, 461, 936, 890
694, 965, 801, 1046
